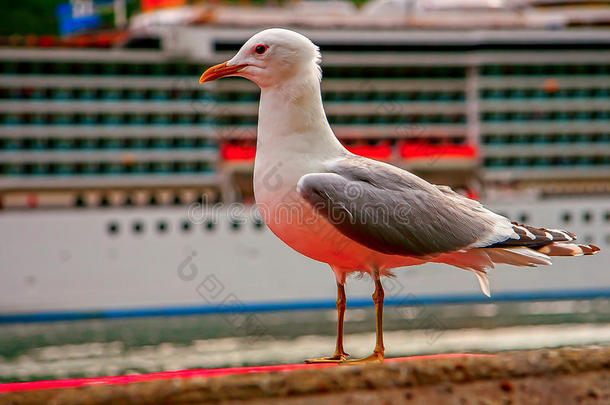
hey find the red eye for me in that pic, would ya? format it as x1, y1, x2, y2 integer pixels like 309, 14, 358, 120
254, 44, 267, 55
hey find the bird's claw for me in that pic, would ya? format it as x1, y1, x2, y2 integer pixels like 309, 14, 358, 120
304, 353, 350, 363
341, 352, 384, 364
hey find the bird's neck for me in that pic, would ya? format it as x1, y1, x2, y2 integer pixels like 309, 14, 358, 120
257, 72, 345, 159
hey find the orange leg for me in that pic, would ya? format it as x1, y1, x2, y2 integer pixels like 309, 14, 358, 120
344, 270, 385, 364
305, 282, 350, 363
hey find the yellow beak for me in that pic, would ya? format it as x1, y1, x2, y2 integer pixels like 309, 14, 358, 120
199, 62, 247, 83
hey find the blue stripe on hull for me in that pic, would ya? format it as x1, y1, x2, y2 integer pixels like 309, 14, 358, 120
1, 288, 609, 324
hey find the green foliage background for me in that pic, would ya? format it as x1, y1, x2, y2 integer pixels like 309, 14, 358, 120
2, 0, 65, 35
1, 0, 140, 36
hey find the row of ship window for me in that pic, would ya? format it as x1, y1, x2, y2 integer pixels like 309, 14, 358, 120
3, 87, 610, 102
480, 88, 610, 99
483, 156, 610, 168
3, 62, 609, 77
0, 114, 468, 125
480, 64, 610, 76
0, 137, 465, 152
106, 218, 265, 236
0, 88, 217, 101
0, 138, 463, 153
0, 88, 467, 102
3, 112, 609, 125
482, 134, 610, 145
0, 137, 218, 150
0, 162, 216, 175
105, 211, 610, 237
2, 135, 608, 152
560, 211, 610, 224
0, 62, 466, 78
76, 193, 220, 208
1, 157, 608, 175
503, 211, 610, 226
481, 111, 610, 122
1, 114, 216, 125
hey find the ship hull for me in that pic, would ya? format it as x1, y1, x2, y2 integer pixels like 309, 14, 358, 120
1, 199, 607, 319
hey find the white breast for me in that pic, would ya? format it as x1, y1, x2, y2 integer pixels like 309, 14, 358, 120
251, 74, 417, 271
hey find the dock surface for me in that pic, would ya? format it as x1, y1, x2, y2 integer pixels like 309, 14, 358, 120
1, 346, 608, 404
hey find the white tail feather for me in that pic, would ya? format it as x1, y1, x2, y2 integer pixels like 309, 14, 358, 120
435, 246, 553, 297
484, 247, 552, 267
473, 271, 490, 297
434, 250, 494, 296
434, 249, 493, 272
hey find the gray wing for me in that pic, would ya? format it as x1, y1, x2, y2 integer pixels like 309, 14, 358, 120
297, 156, 515, 257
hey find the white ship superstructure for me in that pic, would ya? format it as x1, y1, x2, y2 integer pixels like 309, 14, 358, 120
0, 24, 608, 320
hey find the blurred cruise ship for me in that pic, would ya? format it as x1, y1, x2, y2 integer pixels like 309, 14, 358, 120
0, 0, 608, 321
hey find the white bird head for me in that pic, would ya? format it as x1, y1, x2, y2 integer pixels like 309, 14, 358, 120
199, 28, 322, 88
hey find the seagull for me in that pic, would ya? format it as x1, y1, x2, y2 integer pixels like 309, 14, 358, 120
199, 28, 601, 363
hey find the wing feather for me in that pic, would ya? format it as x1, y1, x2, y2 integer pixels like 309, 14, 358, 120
297, 156, 516, 257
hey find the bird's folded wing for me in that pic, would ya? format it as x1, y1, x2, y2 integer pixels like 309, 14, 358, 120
297, 156, 516, 257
